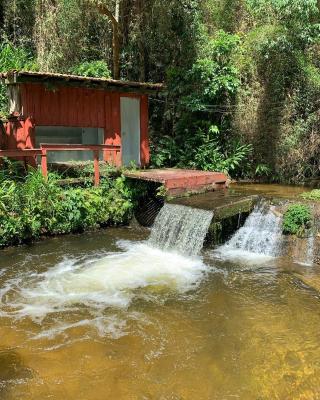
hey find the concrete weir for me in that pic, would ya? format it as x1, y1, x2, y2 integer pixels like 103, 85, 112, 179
171, 191, 259, 245
130, 172, 259, 246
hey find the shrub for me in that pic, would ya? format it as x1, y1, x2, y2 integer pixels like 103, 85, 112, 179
151, 30, 253, 178
151, 124, 252, 175
70, 61, 111, 78
0, 169, 133, 248
0, 40, 38, 117
282, 203, 312, 236
300, 189, 320, 201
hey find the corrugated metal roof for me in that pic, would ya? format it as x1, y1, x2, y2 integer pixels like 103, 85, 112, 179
0, 70, 164, 92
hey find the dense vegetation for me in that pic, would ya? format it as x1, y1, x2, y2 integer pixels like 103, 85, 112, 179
0, 162, 133, 247
301, 189, 320, 201
0, 0, 319, 182
282, 203, 312, 236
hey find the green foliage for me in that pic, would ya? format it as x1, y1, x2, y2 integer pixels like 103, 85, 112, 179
0, 169, 133, 248
0, 0, 319, 183
228, 0, 320, 182
70, 61, 111, 78
168, 30, 240, 112
181, 31, 240, 111
122, 0, 204, 81
156, 185, 168, 198
151, 124, 252, 175
0, 40, 37, 71
254, 164, 272, 178
246, 0, 319, 25
301, 190, 320, 201
151, 30, 250, 177
0, 40, 38, 116
282, 203, 312, 236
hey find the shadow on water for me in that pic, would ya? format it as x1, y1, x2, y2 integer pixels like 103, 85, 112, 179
0, 348, 33, 399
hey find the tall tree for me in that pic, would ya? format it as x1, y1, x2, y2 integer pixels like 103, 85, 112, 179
87, 0, 121, 79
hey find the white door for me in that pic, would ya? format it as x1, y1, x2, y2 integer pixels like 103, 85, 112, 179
120, 97, 141, 166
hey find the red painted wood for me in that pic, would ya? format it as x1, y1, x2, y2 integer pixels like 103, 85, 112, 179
39, 144, 120, 167
3, 118, 36, 166
0, 145, 119, 155
140, 95, 150, 167
0, 149, 42, 156
40, 144, 120, 151
111, 92, 121, 166
0, 145, 119, 186
41, 149, 48, 180
104, 93, 112, 147
93, 150, 100, 186
103, 94, 120, 165
20, 84, 106, 128
8, 83, 150, 167
124, 169, 228, 195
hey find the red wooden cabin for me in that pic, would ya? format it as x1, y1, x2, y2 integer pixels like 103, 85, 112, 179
0, 71, 163, 168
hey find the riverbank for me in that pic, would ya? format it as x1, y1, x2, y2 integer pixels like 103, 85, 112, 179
0, 167, 134, 248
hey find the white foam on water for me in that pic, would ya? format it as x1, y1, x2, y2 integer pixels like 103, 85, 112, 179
0, 203, 214, 341
0, 242, 207, 323
32, 315, 127, 341
214, 248, 274, 265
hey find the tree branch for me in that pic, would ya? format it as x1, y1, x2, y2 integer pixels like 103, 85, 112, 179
84, 0, 121, 80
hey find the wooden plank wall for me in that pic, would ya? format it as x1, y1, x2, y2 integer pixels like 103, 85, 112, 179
10, 83, 151, 166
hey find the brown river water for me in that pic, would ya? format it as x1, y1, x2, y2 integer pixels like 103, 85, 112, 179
1, 184, 320, 400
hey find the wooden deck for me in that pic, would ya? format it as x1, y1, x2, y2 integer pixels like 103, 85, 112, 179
124, 168, 229, 196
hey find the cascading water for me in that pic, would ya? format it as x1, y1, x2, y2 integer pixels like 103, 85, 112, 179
291, 208, 315, 266
149, 204, 213, 256
0, 204, 213, 329
295, 234, 315, 266
218, 202, 283, 258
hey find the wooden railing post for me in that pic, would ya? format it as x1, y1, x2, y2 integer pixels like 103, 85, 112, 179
93, 150, 100, 186
41, 149, 48, 180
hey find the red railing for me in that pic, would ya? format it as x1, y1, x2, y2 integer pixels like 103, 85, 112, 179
0, 144, 121, 186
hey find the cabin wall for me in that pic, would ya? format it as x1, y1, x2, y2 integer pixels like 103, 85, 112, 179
2, 83, 150, 167
1, 117, 36, 166
3, 117, 35, 150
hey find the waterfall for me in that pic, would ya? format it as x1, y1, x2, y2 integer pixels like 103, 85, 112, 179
292, 231, 315, 266
220, 202, 283, 257
301, 235, 315, 266
148, 204, 213, 256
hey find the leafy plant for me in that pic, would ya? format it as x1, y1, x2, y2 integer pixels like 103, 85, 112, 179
150, 135, 180, 168
300, 189, 320, 201
181, 31, 240, 112
282, 203, 312, 236
255, 164, 272, 179
0, 40, 38, 116
151, 29, 253, 177
0, 180, 16, 213
156, 185, 168, 198
0, 168, 134, 248
151, 124, 252, 176
70, 61, 111, 78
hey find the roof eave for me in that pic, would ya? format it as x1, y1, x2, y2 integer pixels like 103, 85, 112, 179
0, 70, 164, 94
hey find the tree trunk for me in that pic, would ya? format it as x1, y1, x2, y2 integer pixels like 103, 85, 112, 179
113, 0, 120, 80
88, 0, 121, 80
136, 0, 146, 81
